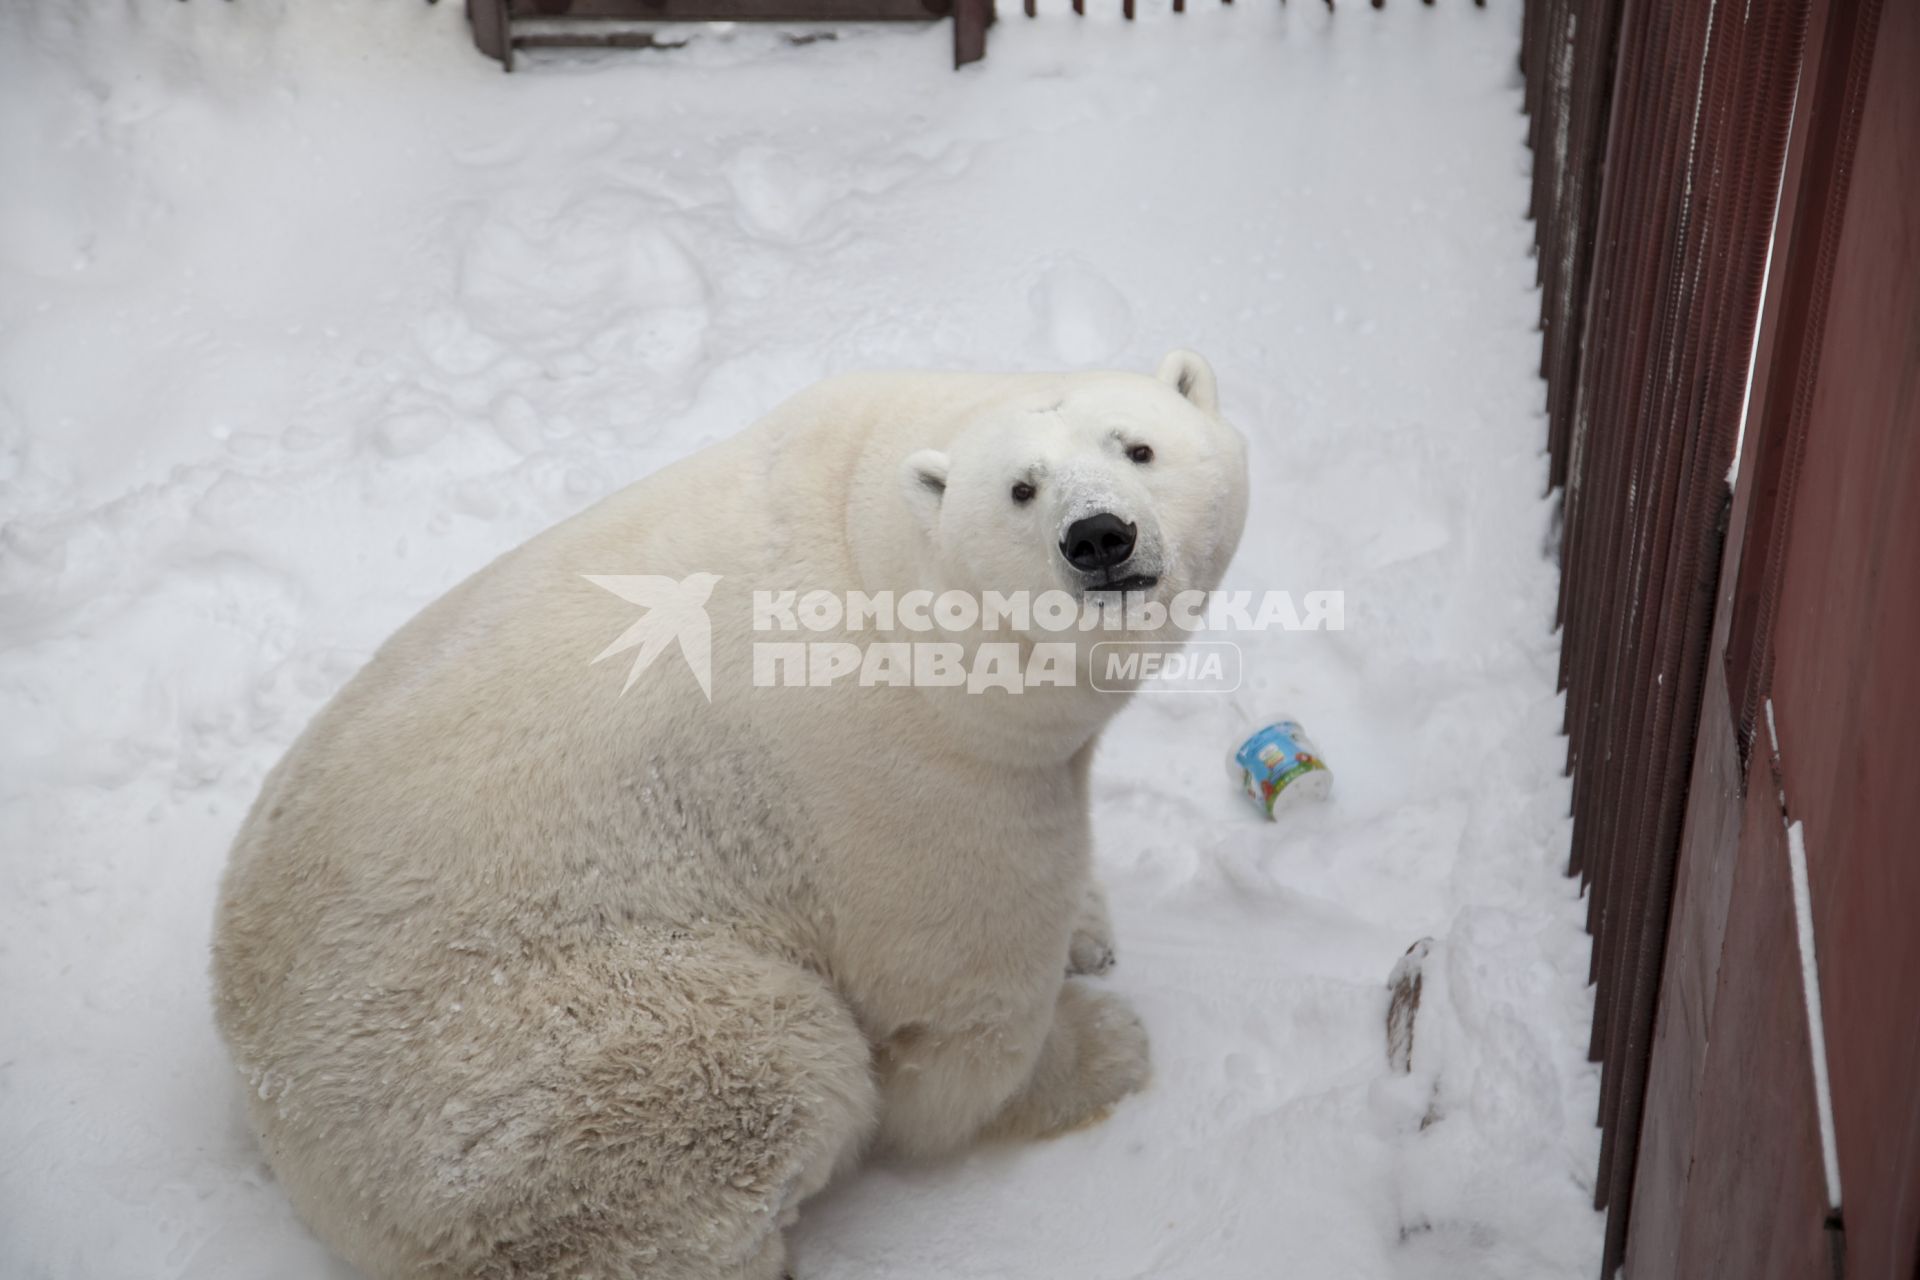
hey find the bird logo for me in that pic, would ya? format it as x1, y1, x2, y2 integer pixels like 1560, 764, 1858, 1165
583, 572, 721, 700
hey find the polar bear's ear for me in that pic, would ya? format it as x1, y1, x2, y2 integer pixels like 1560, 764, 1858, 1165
900, 449, 950, 533
1157, 349, 1219, 414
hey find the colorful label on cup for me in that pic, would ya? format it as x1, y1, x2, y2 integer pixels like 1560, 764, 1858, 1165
1234, 719, 1331, 817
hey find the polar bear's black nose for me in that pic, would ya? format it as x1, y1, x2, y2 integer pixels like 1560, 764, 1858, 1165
1061, 514, 1138, 572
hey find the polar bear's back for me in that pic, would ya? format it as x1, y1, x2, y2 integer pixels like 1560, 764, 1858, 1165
212, 366, 1092, 1018
210, 369, 1059, 1056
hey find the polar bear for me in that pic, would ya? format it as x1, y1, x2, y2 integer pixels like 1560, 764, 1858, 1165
211, 351, 1249, 1280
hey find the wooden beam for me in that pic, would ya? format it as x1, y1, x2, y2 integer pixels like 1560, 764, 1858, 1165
468, 0, 513, 68
509, 0, 950, 18
953, 0, 987, 64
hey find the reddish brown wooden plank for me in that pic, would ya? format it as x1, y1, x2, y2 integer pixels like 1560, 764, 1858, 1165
1723, 0, 1884, 756
511, 0, 951, 13
469, 0, 514, 67
1624, 663, 1747, 1276
952, 0, 988, 64
1770, 3, 1919, 1271
1669, 772, 1835, 1278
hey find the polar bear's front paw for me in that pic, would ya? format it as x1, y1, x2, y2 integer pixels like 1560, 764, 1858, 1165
990, 983, 1150, 1142
1068, 929, 1115, 977
1066, 882, 1116, 976
1066, 987, 1151, 1119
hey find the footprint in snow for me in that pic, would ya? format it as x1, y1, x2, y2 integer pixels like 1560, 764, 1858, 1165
1030, 258, 1135, 367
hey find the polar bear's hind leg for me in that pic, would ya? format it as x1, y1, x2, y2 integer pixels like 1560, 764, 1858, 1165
336, 933, 876, 1280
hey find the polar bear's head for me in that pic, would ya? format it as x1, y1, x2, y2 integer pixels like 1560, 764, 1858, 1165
899, 351, 1249, 621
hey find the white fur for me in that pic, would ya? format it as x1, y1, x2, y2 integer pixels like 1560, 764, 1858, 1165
212, 354, 1249, 1278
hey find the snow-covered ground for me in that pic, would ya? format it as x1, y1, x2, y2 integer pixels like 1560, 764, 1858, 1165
0, 3, 1602, 1277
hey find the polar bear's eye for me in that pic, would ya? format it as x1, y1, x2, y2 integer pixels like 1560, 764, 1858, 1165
1010, 481, 1036, 504
1127, 444, 1154, 465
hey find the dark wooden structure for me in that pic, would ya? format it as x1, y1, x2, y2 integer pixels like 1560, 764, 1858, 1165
464, 0, 1462, 72
1524, 0, 1918, 1273
467, 0, 992, 69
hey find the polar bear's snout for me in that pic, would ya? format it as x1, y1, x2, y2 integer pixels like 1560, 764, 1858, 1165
1060, 513, 1138, 574
1054, 484, 1167, 593
1060, 512, 1160, 592
1041, 452, 1165, 592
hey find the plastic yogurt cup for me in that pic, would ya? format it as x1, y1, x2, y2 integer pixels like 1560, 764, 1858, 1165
1230, 717, 1333, 818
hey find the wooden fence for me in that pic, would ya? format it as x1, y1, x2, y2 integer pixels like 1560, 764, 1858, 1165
1524, 0, 1916, 1274
466, 0, 1483, 70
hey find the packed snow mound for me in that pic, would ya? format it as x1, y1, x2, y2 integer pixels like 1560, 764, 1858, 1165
0, 2, 1601, 1278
